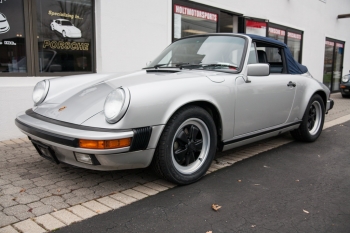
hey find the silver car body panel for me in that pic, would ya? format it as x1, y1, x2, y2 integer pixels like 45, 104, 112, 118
16, 34, 333, 170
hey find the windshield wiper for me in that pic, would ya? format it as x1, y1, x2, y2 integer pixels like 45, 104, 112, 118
145, 63, 190, 69
179, 63, 238, 70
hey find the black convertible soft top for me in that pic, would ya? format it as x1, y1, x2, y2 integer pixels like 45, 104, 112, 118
246, 34, 308, 75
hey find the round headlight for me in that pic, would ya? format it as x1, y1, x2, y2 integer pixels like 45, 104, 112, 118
104, 87, 130, 124
33, 80, 49, 105
342, 75, 349, 83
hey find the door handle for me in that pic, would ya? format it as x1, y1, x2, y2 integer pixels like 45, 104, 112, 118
287, 81, 296, 87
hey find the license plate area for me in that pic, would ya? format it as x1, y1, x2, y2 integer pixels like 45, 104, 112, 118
31, 140, 60, 164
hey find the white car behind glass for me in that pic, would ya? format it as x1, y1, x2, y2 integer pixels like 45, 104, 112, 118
0, 12, 10, 34
50, 19, 81, 38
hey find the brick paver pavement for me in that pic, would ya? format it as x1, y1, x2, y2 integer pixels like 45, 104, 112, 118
0, 93, 349, 232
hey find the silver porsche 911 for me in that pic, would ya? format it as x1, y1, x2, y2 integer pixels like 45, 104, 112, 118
16, 34, 334, 184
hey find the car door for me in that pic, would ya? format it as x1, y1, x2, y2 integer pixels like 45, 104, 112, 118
234, 44, 297, 136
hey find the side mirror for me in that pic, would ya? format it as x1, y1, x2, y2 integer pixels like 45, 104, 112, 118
247, 64, 270, 76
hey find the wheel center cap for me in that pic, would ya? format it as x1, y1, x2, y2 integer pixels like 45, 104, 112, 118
188, 142, 196, 151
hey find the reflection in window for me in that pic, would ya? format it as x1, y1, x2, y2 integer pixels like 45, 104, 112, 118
246, 20, 266, 37
219, 12, 238, 33
332, 43, 344, 92
268, 27, 285, 43
287, 32, 302, 63
323, 41, 334, 90
173, 5, 217, 40
0, 0, 27, 73
36, 0, 93, 73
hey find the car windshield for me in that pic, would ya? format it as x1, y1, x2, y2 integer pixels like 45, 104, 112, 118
147, 35, 246, 72
61, 21, 73, 26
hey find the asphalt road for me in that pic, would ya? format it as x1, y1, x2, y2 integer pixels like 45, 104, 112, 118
56, 121, 350, 233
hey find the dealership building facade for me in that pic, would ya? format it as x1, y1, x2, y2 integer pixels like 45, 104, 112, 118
0, 0, 349, 140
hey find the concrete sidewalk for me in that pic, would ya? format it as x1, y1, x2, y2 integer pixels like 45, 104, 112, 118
0, 93, 349, 233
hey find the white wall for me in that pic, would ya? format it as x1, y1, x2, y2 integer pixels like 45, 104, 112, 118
0, 77, 45, 140
95, 0, 173, 73
0, 0, 349, 140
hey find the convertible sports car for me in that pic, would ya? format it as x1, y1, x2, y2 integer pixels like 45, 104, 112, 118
0, 12, 10, 34
15, 34, 334, 184
50, 19, 81, 38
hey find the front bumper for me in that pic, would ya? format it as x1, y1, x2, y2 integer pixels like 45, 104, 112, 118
340, 83, 350, 96
15, 111, 164, 170
326, 98, 334, 113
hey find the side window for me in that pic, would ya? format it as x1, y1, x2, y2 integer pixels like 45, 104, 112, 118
256, 46, 285, 73
248, 43, 258, 64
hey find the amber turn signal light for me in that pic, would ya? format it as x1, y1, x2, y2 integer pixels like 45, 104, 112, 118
79, 138, 131, 149
340, 85, 346, 89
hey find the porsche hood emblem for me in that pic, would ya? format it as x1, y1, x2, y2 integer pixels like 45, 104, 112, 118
58, 106, 67, 111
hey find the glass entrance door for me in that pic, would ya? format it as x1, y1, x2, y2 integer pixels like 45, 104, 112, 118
332, 43, 344, 92
323, 38, 345, 92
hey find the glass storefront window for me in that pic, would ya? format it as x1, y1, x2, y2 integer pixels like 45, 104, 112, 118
0, 0, 27, 73
245, 20, 266, 37
287, 32, 302, 63
219, 12, 238, 33
268, 27, 285, 43
173, 4, 217, 40
36, 0, 93, 73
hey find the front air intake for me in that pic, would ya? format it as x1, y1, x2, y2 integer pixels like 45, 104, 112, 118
130, 127, 152, 151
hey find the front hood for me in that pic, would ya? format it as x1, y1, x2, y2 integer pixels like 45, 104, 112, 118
33, 69, 226, 124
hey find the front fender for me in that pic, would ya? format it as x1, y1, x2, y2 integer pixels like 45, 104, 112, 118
82, 76, 236, 140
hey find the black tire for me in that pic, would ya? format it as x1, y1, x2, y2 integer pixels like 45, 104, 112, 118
290, 94, 325, 142
341, 94, 350, 98
152, 105, 217, 185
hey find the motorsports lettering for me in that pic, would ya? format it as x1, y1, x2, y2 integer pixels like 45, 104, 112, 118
43, 40, 89, 50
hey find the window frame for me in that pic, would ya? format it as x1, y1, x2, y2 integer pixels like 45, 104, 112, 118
267, 22, 304, 63
323, 37, 345, 92
0, 0, 96, 77
172, 0, 242, 42
254, 41, 288, 74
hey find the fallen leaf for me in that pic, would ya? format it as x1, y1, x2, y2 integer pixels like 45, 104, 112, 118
206, 231, 212, 233
303, 209, 309, 214
251, 225, 256, 228
296, 180, 300, 182
57, 189, 61, 192
28, 208, 33, 213
96, 210, 100, 213
12, 197, 17, 201
20, 188, 26, 193
53, 209, 57, 212
237, 180, 242, 182
212, 204, 222, 211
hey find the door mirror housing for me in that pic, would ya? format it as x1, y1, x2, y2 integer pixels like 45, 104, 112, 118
247, 64, 270, 76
